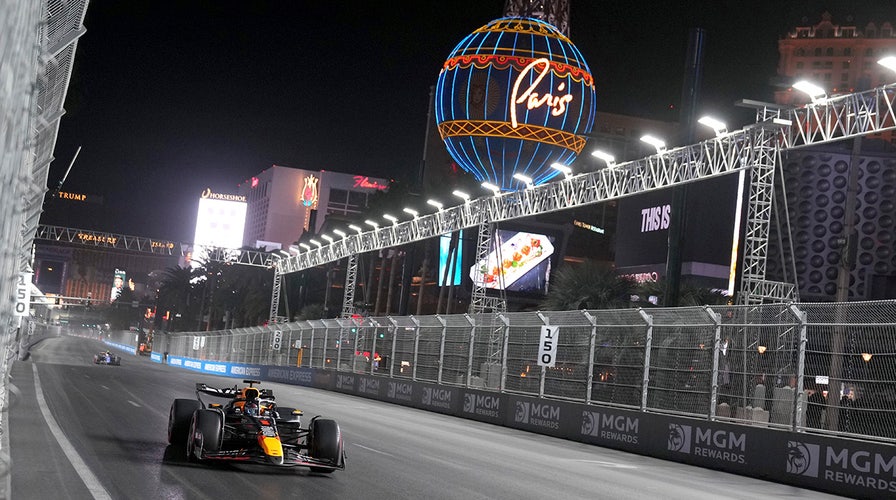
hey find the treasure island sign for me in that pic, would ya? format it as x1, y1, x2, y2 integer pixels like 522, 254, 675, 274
435, 17, 596, 191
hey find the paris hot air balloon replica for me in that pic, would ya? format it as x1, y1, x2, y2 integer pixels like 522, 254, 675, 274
435, 17, 596, 191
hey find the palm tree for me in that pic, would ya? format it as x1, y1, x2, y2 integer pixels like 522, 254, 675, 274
541, 260, 636, 310
635, 278, 729, 307
157, 265, 199, 331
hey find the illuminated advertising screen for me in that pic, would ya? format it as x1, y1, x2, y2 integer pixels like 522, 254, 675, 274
193, 196, 247, 250
111, 268, 126, 302
469, 230, 555, 294
615, 177, 738, 276
437, 231, 464, 286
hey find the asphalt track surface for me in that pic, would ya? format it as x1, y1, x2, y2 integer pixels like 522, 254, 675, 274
7, 334, 845, 499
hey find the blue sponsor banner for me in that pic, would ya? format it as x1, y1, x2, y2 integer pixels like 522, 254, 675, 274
150, 352, 162, 363
103, 340, 137, 356
164, 355, 263, 379
266, 366, 315, 386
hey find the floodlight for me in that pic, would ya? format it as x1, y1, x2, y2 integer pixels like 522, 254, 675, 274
591, 150, 616, 167
697, 116, 727, 136
640, 134, 666, 153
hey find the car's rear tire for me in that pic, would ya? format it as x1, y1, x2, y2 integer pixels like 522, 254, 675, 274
188, 409, 223, 461
168, 399, 201, 444
308, 418, 343, 473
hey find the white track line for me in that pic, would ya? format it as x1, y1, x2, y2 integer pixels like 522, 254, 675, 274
32, 364, 112, 499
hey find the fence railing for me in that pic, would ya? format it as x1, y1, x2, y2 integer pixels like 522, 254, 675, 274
155, 300, 896, 443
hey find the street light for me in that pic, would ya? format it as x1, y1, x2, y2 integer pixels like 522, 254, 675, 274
383, 214, 398, 225
793, 80, 826, 102
348, 224, 363, 234
321, 234, 334, 243
402, 207, 419, 218
277, 250, 290, 258
591, 150, 616, 167
426, 199, 443, 211
365, 219, 380, 229
697, 116, 727, 136
288, 245, 300, 254
481, 181, 501, 195
513, 173, 534, 188
640, 134, 666, 153
299, 242, 311, 251
452, 190, 470, 202
551, 163, 572, 179
310, 239, 322, 248
333, 229, 347, 238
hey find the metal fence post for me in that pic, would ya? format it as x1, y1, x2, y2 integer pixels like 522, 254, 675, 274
499, 313, 510, 393
411, 316, 421, 381
437, 315, 447, 384
320, 324, 330, 369
706, 306, 723, 420
369, 320, 379, 375
308, 327, 315, 369
638, 309, 654, 412
297, 325, 305, 368
537, 312, 549, 398
388, 317, 399, 378
583, 310, 597, 404
465, 314, 476, 387
790, 304, 808, 432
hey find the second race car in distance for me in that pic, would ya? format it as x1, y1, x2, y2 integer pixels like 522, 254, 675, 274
93, 351, 121, 365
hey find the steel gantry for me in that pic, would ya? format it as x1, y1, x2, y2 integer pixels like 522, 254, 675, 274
276, 83, 896, 314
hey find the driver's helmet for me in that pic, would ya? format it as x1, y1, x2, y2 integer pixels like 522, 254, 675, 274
244, 399, 259, 416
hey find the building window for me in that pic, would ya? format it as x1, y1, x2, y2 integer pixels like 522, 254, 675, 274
796, 62, 804, 69
866, 48, 874, 57
844, 47, 852, 56
841, 73, 849, 82
826, 47, 833, 56
841, 28, 855, 38
814, 47, 822, 57
329, 188, 348, 205
843, 61, 850, 69
883, 28, 892, 38
348, 191, 367, 208
796, 48, 805, 57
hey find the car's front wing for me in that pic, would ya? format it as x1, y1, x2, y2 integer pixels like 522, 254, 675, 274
199, 447, 344, 470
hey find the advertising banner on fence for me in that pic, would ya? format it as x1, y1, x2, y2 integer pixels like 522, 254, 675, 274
164, 355, 263, 379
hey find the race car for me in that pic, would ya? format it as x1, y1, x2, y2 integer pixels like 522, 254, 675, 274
167, 380, 345, 473
93, 350, 121, 365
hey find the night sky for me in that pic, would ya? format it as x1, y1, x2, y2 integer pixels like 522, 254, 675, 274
46, 1, 896, 242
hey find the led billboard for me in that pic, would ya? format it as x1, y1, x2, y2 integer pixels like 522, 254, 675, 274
469, 230, 555, 294
438, 231, 464, 286
193, 193, 247, 250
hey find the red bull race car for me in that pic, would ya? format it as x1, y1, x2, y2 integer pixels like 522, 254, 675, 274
167, 380, 345, 473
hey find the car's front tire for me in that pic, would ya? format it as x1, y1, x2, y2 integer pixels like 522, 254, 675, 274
188, 409, 223, 461
308, 418, 344, 473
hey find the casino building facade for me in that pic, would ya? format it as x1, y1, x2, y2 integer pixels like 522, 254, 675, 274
237, 165, 391, 250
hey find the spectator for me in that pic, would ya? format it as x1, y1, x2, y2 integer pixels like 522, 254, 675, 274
806, 384, 826, 428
